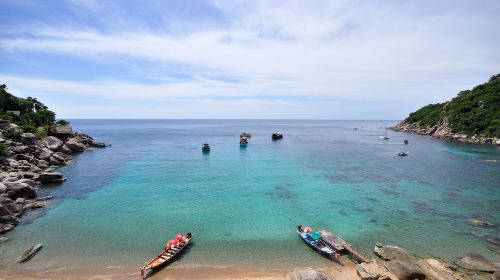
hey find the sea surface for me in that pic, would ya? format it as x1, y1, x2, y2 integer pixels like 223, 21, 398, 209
0, 120, 499, 272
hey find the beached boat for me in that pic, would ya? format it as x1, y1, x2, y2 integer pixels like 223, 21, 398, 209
202, 143, 210, 153
272, 132, 283, 140
240, 136, 248, 147
297, 225, 340, 261
298, 225, 368, 264
140, 232, 193, 278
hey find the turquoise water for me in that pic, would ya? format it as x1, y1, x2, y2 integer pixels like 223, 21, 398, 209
0, 120, 499, 272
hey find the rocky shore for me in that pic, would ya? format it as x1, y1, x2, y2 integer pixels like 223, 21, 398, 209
0, 127, 106, 237
391, 119, 500, 146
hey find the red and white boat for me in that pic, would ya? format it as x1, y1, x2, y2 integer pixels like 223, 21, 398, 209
140, 232, 193, 278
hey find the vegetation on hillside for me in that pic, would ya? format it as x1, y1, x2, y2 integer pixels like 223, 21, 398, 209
0, 84, 58, 136
403, 74, 500, 137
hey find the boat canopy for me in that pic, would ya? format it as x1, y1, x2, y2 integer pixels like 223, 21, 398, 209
310, 232, 322, 240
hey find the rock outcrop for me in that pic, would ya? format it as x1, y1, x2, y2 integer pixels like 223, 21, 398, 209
287, 268, 330, 280
456, 253, 498, 273
373, 243, 464, 280
0, 130, 106, 237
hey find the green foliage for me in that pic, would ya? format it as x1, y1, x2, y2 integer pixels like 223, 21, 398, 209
405, 103, 445, 127
35, 127, 48, 139
56, 119, 70, 126
403, 74, 500, 137
0, 84, 56, 132
0, 143, 9, 157
5, 127, 22, 140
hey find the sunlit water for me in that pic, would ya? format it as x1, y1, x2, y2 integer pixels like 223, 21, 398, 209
0, 120, 499, 273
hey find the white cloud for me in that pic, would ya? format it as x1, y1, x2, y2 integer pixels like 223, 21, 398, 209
0, 0, 499, 118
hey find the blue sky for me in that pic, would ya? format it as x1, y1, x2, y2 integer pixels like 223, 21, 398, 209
0, 0, 499, 119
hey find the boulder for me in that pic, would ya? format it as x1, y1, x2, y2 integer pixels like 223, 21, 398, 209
92, 142, 107, 148
3, 181, 37, 199
37, 160, 49, 169
43, 136, 63, 151
0, 214, 20, 224
356, 262, 394, 280
0, 204, 10, 216
21, 132, 37, 142
65, 139, 85, 152
493, 271, 499, 280
421, 259, 462, 280
385, 260, 426, 280
0, 183, 6, 194
37, 172, 65, 183
456, 253, 498, 272
0, 223, 14, 234
11, 145, 30, 154
52, 153, 65, 163
373, 244, 427, 280
37, 148, 52, 160
49, 156, 62, 166
287, 268, 330, 280
60, 145, 72, 154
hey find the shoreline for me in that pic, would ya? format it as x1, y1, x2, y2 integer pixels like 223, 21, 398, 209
0, 262, 359, 280
391, 122, 500, 146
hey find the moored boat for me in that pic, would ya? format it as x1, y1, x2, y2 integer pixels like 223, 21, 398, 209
202, 143, 210, 153
398, 151, 408, 156
404, 140, 409, 144
240, 132, 251, 138
140, 232, 193, 278
272, 132, 283, 140
297, 225, 340, 262
240, 136, 248, 147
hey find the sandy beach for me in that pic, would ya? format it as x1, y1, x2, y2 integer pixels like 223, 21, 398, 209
0, 263, 360, 280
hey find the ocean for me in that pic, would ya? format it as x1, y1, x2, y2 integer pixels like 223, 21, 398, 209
0, 120, 499, 273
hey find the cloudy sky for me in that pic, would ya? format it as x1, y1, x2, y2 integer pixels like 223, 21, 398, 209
0, 0, 499, 119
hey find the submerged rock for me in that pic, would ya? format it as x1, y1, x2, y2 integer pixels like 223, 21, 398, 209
456, 253, 497, 272
466, 218, 494, 228
17, 243, 43, 263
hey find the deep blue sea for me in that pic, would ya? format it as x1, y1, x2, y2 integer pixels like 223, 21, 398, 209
1, 120, 499, 272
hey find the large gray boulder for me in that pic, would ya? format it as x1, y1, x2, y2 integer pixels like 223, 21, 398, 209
3, 181, 37, 199
3, 202, 23, 216
0, 204, 10, 216
373, 243, 427, 280
287, 268, 330, 280
65, 139, 85, 152
37, 148, 52, 160
21, 132, 37, 142
0, 183, 6, 194
11, 146, 30, 154
456, 253, 498, 272
385, 260, 426, 280
43, 136, 63, 151
37, 172, 65, 183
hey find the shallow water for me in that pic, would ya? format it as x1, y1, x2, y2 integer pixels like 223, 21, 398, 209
1, 120, 499, 272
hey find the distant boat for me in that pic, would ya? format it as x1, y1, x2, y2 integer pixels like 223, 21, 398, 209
240, 136, 248, 147
398, 151, 408, 156
379, 127, 390, 139
202, 143, 210, 153
404, 140, 409, 144
140, 232, 193, 279
272, 132, 283, 140
240, 132, 251, 138
297, 225, 340, 262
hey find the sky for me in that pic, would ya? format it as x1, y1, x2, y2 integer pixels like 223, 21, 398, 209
0, 0, 499, 119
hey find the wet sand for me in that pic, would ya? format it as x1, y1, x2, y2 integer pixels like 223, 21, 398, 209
0, 263, 360, 280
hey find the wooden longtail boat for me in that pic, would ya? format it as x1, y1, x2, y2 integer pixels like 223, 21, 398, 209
140, 232, 193, 279
17, 243, 43, 263
297, 225, 341, 262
